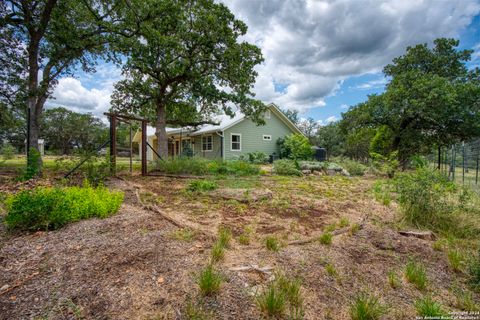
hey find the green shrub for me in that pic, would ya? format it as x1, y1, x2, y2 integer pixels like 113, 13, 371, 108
197, 264, 222, 296
405, 260, 427, 290
1, 143, 15, 160
415, 296, 446, 317
392, 167, 479, 238
273, 159, 302, 176
349, 292, 388, 320
246, 151, 268, 164
278, 134, 313, 160
187, 180, 217, 192
5, 183, 124, 231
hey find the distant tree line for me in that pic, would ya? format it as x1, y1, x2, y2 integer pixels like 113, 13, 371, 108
287, 39, 480, 167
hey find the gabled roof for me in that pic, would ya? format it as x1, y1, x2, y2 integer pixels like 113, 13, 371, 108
132, 103, 304, 142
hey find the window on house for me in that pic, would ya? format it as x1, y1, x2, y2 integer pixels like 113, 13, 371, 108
263, 135, 272, 141
231, 134, 241, 151
202, 135, 213, 151
265, 110, 271, 119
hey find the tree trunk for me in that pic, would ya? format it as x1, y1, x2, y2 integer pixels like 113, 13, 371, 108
155, 101, 168, 159
27, 40, 43, 171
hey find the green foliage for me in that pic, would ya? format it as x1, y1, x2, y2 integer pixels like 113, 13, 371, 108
335, 158, 367, 176
280, 134, 313, 160
20, 148, 42, 180
273, 159, 302, 176
319, 232, 333, 245
82, 157, 110, 186
298, 160, 324, 171
196, 264, 223, 296
217, 227, 232, 248
349, 292, 388, 320
325, 263, 337, 277
405, 260, 427, 290
1, 143, 15, 160
265, 235, 281, 252
210, 241, 225, 263
111, 0, 265, 158
469, 249, 480, 292
256, 273, 303, 318
256, 284, 285, 318
156, 158, 259, 176
245, 151, 268, 164
369, 125, 394, 156
316, 122, 344, 158
447, 249, 465, 272
344, 127, 376, 162
5, 183, 124, 231
415, 296, 446, 317
370, 152, 399, 178
187, 180, 217, 193
184, 300, 213, 320
392, 167, 479, 238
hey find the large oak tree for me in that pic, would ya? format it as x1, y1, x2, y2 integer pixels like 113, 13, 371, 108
111, 0, 265, 158
1, 0, 122, 171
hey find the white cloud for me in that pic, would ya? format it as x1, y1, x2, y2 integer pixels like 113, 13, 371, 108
340, 104, 349, 109
353, 77, 388, 90
225, 0, 480, 111
326, 116, 337, 123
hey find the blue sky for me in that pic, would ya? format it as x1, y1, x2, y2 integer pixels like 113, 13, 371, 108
49, 0, 480, 124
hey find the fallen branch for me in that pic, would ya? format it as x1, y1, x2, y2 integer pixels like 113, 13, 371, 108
399, 230, 436, 241
229, 265, 274, 275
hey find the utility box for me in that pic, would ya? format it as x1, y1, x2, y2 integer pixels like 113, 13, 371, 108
312, 146, 327, 162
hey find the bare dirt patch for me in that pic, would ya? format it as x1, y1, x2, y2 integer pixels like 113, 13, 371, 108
0, 174, 477, 319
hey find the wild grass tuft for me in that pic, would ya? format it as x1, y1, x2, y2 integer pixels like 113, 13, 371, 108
217, 226, 232, 248
447, 249, 464, 272
169, 228, 196, 242
405, 260, 427, 290
469, 249, 480, 292
256, 273, 304, 318
196, 264, 222, 296
387, 270, 400, 289
187, 180, 217, 192
319, 232, 333, 245
349, 292, 388, 320
415, 296, 445, 317
265, 235, 281, 252
184, 299, 213, 320
210, 241, 225, 263
325, 263, 337, 277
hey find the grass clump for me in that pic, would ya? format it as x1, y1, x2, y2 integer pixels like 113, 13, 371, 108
210, 241, 225, 263
405, 260, 427, 290
273, 159, 302, 176
265, 235, 281, 252
156, 158, 259, 176
184, 300, 213, 320
387, 271, 400, 289
349, 292, 388, 320
196, 264, 222, 296
187, 180, 217, 192
415, 296, 446, 317
5, 182, 124, 231
447, 249, 465, 272
217, 226, 232, 248
325, 263, 337, 277
319, 232, 333, 245
169, 228, 196, 242
256, 273, 304, 319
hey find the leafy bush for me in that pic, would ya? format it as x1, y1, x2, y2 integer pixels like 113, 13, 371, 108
370, 151, 399, 178
337, 158, 367, 176
273, 159, 302, 176
415, 296, 446, 317
405, 260, 427, 290
392, 167, 479, 238
246, 151, 268, 164
5, 183, 124, 231
349, 292, 388, 320
187, 180, 217, 192
1, 143, 15, 160
196, 264, 222, 296
278, 134, 313, 160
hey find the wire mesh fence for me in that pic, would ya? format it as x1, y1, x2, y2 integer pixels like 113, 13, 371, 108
426, 139, 480, 192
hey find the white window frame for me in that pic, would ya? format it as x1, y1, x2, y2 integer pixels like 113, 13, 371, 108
263, 134, 272, 141
231, 133, 242, 151
202, 135, 213, 152
265, 110, 271, 119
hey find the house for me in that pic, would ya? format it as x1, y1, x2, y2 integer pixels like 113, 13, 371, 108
132, 103, 303, 161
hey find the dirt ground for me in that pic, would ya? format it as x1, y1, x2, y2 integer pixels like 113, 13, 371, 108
0, 173, 477, 319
